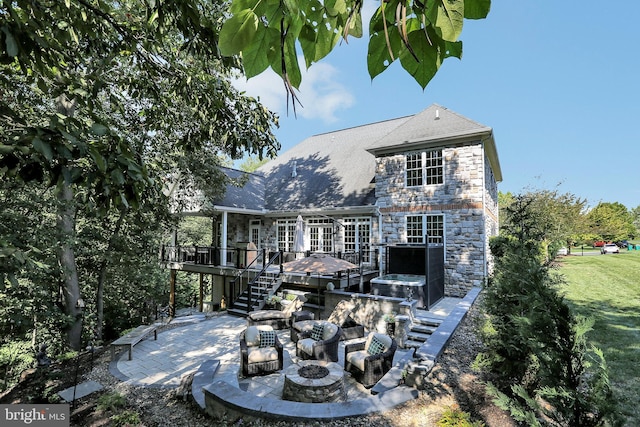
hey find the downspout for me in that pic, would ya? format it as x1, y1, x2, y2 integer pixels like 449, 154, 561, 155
221, 211, 228, 267
376, 205, 383, 274
481, 138, 488, 284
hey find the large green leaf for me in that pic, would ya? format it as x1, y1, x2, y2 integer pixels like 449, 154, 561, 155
345, 8, 363, 38
32, 137, 53, 161
218, 9, 259, 56
428, 0, 464, 42
283, 35, 301, 88
325, 0, 347, 17
299, 0, 341, 65
399, 30, 441, 89
2, 28, 19, 57
242, 25, 280, 78
367, 26, 401, 80
464, 0, 491, 19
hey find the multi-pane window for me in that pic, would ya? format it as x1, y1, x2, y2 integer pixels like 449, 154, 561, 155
308, 218, 334, 253
276, 219, 296, 251
406, 215, 444, 244
344, 217, 372, 263
406, 150, 444, 187
406, 153, 423, 186
249, 220, 261, 247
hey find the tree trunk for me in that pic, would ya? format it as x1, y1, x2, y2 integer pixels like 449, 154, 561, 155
95, 212, 126, 341
56, 169, 83, 350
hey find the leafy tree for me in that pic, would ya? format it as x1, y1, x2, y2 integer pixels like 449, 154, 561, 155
632, 205, 640, 238
1, 1, 279, 349
239, 155, 269, 172
498, 189, 587, 258
219, 0, 491, 103
587, 202, 635, 242
477, 194, 617, 426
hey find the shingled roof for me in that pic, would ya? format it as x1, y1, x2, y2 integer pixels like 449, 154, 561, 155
366, 104, 493, 154
257, 116, 410, 212
238, 104, 501, 213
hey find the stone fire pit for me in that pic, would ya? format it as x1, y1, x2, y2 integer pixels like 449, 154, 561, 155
282, 360, 345, 403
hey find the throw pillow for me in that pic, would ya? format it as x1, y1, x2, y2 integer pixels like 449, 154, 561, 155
367, 335, 386, 355
310, 323, 324, 341
259, 330, 276, 348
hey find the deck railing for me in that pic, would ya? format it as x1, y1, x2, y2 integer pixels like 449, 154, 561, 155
160, 245, 379, 270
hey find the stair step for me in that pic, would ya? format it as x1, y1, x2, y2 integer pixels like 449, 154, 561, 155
404, 340, 424, 349
227, 308, 249, 317
413, 316, 442, 327
407, 331, 431, 342
411, 324, 438, 334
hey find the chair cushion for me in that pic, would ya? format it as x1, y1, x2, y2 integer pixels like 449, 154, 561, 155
245, 325, 273, 347
259, 330, 277, 348
247, 347, 279, 363
346, 350, 368, 371
310, 323, 324, 341
292, 320, 318, 334
297, 337, 316, 356
322, 323, 338, 340
367, 335, 386, 355
365, 333, 392, 355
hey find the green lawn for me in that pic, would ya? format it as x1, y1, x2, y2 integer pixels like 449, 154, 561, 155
558, 249, 640, 426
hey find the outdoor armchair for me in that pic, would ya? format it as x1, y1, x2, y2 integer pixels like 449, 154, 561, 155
247, 295, 306, 330
239, 325, 284, 377
344, 332, 397, 388
296, 321, 342, 362
290, 300, 364, 342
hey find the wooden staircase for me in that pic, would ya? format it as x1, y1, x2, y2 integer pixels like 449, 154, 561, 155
227, 271, 282, 318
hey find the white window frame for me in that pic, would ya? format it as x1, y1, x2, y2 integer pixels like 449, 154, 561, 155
308, 217, 334, 253
249, 219, 261, 248
344, 217, 372, 264
276, 219, 297, 251
405, 149, 444, 187
406, 214, 445, 245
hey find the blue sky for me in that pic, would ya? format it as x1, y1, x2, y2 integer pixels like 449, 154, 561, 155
234, 1, 640, 210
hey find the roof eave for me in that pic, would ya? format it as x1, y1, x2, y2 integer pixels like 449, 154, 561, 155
366, 128, 493, 156
264, 205, 378, 218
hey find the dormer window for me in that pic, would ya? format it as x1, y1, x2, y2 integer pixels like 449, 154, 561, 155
406, 150, 444, 187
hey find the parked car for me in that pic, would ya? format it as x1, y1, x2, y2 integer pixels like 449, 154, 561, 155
557, 247, 568, 256
601, 243, 620, 254
615, 240, 629, 248
593, 241, 606, 248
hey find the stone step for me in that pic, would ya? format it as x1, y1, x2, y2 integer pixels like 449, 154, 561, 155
406, 331, 431, 342
413, 316, 442, 327
58, 380, 103, 402
410, 323, 437, 334
403, 340, 424, 350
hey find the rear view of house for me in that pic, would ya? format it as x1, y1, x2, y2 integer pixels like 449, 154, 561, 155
161, 104, 502, 313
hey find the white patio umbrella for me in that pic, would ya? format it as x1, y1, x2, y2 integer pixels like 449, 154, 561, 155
293, 215, 305, 258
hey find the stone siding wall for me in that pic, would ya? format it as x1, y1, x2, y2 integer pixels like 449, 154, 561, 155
375, 142, 496, 296
483, 153, 499, 277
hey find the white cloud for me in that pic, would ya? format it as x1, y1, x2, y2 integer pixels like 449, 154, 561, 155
295, 61, 355, 123
233, 59, 355, 124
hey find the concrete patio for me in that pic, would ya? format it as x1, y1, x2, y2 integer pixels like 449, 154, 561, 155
108, 287, 480, 422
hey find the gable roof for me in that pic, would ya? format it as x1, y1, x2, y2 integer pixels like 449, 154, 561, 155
209, 167, 266, 213
367, 104, 501, 182
257, 116, 410, 212
252, 104, 502, 213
